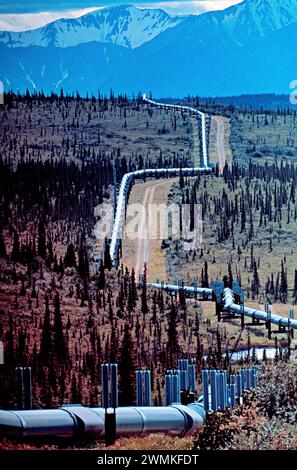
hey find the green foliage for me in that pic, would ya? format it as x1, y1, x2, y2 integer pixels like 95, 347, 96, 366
195, 363, 297, 450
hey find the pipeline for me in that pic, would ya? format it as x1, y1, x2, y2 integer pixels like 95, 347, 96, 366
143, 94, 209, 169
0, 362, 258, 440
149, 283, 297, 331
222, 287, 297, 329
148, 282, 213, 298
109, 95, 212, 266
0, 403, 205, 439
109, 167, 212, 265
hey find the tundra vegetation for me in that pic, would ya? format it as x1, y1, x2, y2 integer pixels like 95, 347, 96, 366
0, 92, 296, 449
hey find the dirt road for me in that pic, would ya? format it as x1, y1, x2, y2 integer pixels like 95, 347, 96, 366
122, 178, 177, 282
191, 117, 200, 167
212, 116, 227, 173
122, 114, 230, 280
134, 184, 156, 279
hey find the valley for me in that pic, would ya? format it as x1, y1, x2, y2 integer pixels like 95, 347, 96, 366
0, 91, 297, 451
0, 0, 297, 454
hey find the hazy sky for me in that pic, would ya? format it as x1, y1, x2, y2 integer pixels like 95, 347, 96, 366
0, 0, 243, 31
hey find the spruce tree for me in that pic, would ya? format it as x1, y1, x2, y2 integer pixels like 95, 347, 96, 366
103, 239, 112, 270
53, 292, 68, 360
40, 296, 52, 362
119, 323, 136, 406
38, 219, 47, 259
97, 261, 105, 290
11, 230, 20, 262
141, 263, 149, 315
0, 230, 6, 257
64, 243, 76, 268
167, 300, 179, 364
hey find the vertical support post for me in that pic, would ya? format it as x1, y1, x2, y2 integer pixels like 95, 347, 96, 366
246, 368, 251, 390
290, 309, 294, 339
237, 372, 243, 401
144, 370, 152, 406
230, 384, 236, 408
16, 367, 24, 410
180, 370, 187, 391
240, 368, 245, 391
227, 384, 231, 408
101, 364, 109, 409
215, 371, 221, 410
165, 375, 172, 406
223, 370, 228, 409
176, 369, 181, 398
240, 304, 245, 328
110, 364, 118, 409
23, 367, 32, 410
210, 369, 217, 412
219, 371, 226, 411
251, 367, 257, 388
105, 410, 116, 446
184, 359, 189, 390
202, 370, 209, 412
172, 374, 179, 403
265, 304, 272, 339
189, 364, 196, 392
136, 370, 143, 406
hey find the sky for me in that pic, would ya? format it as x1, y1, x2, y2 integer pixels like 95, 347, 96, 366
0, 0, 243, 31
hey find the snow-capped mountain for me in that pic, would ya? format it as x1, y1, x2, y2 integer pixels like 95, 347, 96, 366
0, 0, 297, 96
159, 0, 297, 50
205, 0, 297, 45
0, 5, 183, 49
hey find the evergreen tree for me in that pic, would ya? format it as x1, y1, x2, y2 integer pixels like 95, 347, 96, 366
38, 219, 47, 259
0, 230, 6, 257
97, 261, 105, 290
205, 261, 209, 288
280, 260, 288, 303
40, 296, 52, 362
64, 243, 76, 268
11, 230, 20, 262
53, 293, 68, 360
103, 239, 112, 270
141, 263, 149, 315
78, 241, 89, 279
293, 269, 297, 303
119, 323, 136, 406
167, 300, 179, 363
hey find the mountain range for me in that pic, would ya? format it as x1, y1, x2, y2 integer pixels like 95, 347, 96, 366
0, 0, 296, 97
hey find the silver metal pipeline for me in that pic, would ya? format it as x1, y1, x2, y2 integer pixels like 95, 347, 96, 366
221, 288, 297, 329
143, 94, 209, 170
148, 282, 213, 298
109, 95, 211, 265
228, 304, 297, 329
0, 403, 205, 439
109, 167, 211, 264
149, 284, 297, 330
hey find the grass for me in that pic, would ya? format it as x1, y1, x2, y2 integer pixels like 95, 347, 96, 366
0, 100, 193, 166
231, 111, 297, 165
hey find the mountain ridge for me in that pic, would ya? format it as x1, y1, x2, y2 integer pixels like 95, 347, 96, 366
0, 0, 296, 96
0, 5, 183, 49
